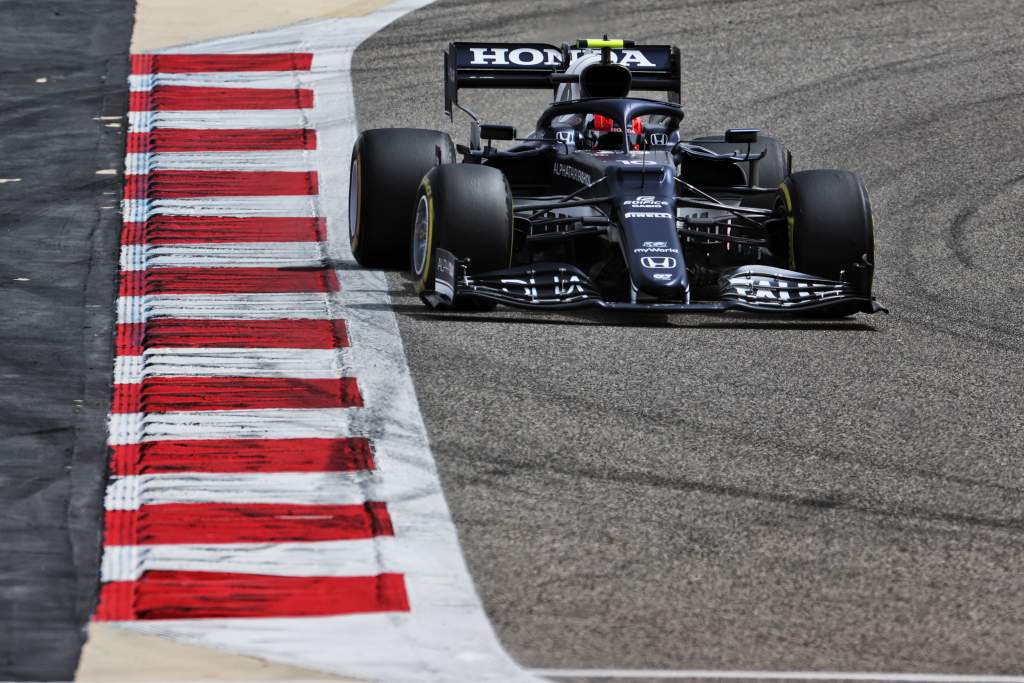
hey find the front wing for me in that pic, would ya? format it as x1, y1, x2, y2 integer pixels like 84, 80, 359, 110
423, 249, 886, 314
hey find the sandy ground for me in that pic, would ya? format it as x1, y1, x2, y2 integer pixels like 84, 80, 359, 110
131, 0, 393, 51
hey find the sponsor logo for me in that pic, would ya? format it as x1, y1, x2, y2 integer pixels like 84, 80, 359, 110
625, 211, 674, 219
726, 276, 845, 302
623, 196, 669, 208
652, 273, 673, 280
554, 163, 592, 186
641, 256, 677, 269
467, 47, 656, 69
554, 130, 576, 145
633, 240, 679, 255
648, 132, 669, 146
499, 275, 587, 299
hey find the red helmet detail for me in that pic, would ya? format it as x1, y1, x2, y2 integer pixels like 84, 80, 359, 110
631, 117, 644, 135
594, 114, 614, 131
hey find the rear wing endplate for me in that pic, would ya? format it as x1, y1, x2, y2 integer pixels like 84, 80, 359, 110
444, 42, 681, 119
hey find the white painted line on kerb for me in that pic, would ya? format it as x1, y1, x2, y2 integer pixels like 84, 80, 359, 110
530, 670, 1024, 682
117, 293, 333, 323
128, 108, 313, 132
104, 471, 378, 510
126, 151, 316, 173
101, 537, 406, 582
113, 348, 349, 382
120, 242, 325, 270
123, 196, 320, 218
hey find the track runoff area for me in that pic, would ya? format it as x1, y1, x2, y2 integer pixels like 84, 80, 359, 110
79, 3, 1023, 683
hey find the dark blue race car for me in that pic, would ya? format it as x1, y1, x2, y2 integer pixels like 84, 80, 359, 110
349, 38, 883, 316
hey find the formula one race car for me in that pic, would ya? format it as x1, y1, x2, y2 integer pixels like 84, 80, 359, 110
349, 38, 883, 315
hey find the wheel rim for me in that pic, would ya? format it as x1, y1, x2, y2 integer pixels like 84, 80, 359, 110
412, 194, 430, 276
348, 155, 359, 240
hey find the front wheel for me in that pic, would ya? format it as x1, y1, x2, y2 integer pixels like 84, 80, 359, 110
781, 169, 875, 314
412, 164, 513, 310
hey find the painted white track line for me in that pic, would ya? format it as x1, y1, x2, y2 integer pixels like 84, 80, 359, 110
126, 150, 316, 173
120, 242, 326, 269
113, 348, 349, 381
123, 196, 320, 218
101, 537, 406, 582
128, 108, 314, 131
530, 670, 1024, 682
104, 471, 378, 510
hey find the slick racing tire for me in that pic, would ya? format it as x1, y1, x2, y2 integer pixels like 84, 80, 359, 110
781, 169, 875, 314
412, 164, 513, 310
349, 128, 455, 268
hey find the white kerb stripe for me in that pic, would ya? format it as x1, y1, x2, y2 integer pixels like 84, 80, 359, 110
120, 243, 325, 270
117, 293, 333, 324
129, 73, 311, 91
108, 407, 361, 445
105, 471, 378, 510
126, 151, 316, 174
101, 537, 402, 582
113, 348, 349, 383
123, 196, 319, 219
128, 109, 313, 132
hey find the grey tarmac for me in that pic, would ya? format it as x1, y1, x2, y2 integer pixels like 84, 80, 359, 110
352, 0, 1024, 678
0, 0, 132, 679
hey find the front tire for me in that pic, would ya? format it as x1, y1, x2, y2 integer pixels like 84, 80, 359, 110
781, 169, 875, 308
349, 128, 454, 268
412, 164, 513, 309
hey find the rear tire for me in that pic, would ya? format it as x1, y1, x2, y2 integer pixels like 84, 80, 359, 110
781, 169, 875, 313
349, 128, 454, 268
412, 164, 513, 310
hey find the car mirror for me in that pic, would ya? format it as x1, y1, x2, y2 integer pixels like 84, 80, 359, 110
479, 124, 517, 141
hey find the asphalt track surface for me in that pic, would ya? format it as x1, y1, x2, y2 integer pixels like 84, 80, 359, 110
353, 0, 1024, 677
0, 1, 131, 679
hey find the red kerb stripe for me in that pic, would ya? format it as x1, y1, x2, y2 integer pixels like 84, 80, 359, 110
118, 267, 339, 295
104, 502, 392, 545
132, 53, 313, 74
128, 129, 316, 152
109, 437, 372, 475
116, 323, 145, 356
94, 572, 407, 620
111, 377, 362, 413
128, 86, 313, 112
115, 319, 347, 355
120, 217, 325, 245
123, 170, 317, 198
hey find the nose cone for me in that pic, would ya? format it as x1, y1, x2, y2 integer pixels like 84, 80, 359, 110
619, 196, 689, 299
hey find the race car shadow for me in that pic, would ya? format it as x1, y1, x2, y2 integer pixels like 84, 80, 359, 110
400, 307, 878, 332
360, 280, 879, 330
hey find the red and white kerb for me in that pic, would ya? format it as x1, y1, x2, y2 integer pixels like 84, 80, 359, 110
96, 53, 408, 622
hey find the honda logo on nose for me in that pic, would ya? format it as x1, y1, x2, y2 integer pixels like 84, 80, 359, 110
641, 256, 677, 269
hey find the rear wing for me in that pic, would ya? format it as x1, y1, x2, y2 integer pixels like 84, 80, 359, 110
444, 41, 681, 119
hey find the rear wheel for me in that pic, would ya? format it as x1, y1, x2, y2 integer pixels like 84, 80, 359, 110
349, 128, 454, 267
413, 164, 513, 310
781, 169, 875, 313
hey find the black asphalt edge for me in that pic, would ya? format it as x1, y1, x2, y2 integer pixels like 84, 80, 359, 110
0, 1, 134, 680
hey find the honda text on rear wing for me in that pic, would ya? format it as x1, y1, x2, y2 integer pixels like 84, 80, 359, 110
444, 38, 681, 119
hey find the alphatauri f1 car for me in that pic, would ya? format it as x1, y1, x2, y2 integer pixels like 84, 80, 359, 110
349, 38, 883, 315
